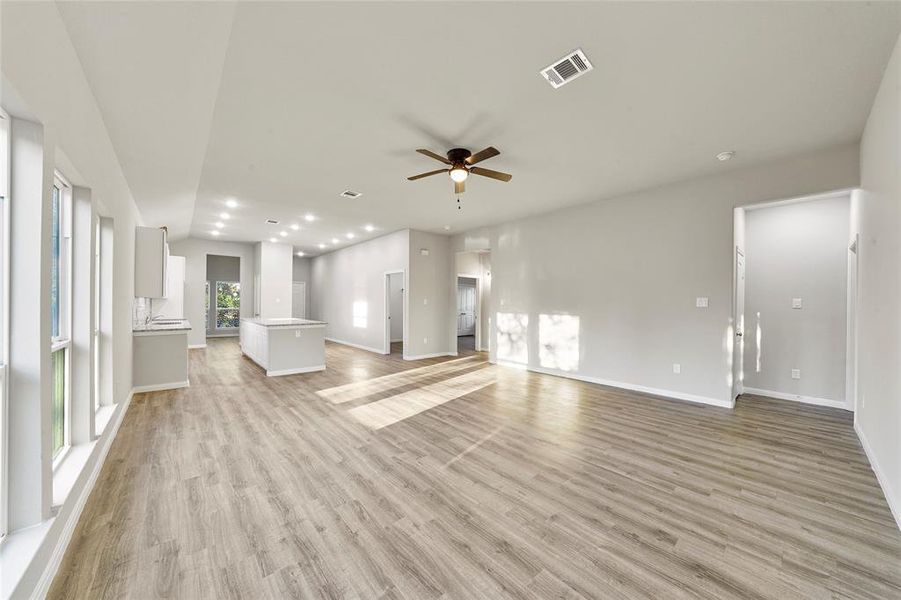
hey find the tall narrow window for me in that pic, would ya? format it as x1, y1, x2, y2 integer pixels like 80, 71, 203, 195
0, 108, 10, 538
50, 174, 72, 460
215, 281, 240, 329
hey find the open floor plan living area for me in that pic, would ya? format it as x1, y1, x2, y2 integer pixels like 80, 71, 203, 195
1, 2, 900, 599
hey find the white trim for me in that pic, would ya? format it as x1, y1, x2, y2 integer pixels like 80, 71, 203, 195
742, 187, 855, 212
28, 390, 132, 600
403, 352, 456, 361
855, 421, 901, 531
522, 364, 734, 408
131, 380, 189, 394
325, 337, 384, 355
188, 343, 207, 349
742, 387, 851, 411
266, 365, 325, 377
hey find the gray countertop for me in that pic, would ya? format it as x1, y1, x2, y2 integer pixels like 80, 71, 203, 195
133, 319, 192, 334
241, 317, 327, 328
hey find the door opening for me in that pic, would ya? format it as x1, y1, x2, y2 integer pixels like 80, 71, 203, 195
292, 281, 306, 319
384, 271, 404, 355
456, 275, 479, 355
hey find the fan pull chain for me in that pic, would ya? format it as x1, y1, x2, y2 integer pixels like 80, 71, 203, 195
457, 196, 461, 210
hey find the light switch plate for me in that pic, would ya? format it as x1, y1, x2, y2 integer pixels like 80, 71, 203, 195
420, 248, 429, 256
792, 298, 803, 309
696, 297, 709, 308
791, 369, 801, 379
673, 363, 681, 374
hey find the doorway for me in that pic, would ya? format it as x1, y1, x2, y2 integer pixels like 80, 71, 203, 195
456, 275, 479, 355
384, 271, 404, 355
292, 281, 306, 319
733, 190, 854, 410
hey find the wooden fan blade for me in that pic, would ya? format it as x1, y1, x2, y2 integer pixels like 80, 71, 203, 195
470, 166, 512, 182
416, 149, 451, 164
407, 168, 448, 181
455, 179, 465, 194
466, 146, 499, 165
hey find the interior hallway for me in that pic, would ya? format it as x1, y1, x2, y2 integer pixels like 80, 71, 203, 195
48, 339, 901, 599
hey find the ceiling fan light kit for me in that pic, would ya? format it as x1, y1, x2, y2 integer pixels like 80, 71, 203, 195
407, 146, 512, 194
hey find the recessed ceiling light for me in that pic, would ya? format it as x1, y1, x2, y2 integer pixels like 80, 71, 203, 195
220, 212, 230, 219
211, 230, 220, 236
318, 243, 326, 249
364, 224, 374, 232
226, 199, 238, 208
346, 232, 355, 239
215, 221, 224, 228
331, 237, 339, 244
296, 251, 305, 257
304, 214, 315, 222
269, 237, 277, 243
290, 223, 300, 231
716, 151, 735, 162
443, 225, 451, 231
280, 231, 287, 237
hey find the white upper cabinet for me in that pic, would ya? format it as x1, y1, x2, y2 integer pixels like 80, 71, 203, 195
134, 226, 168, 298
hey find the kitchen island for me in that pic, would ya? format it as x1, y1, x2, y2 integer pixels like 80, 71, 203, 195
133, 319, 191, 392
239, 317, 327, 376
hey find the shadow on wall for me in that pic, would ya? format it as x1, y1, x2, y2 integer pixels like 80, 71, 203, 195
496, 312, 582, 373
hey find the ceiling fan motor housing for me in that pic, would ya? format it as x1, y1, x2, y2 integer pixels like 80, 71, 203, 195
447, 148, 472, 163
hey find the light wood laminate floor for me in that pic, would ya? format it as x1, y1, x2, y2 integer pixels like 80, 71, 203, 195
50, 338, 901, 599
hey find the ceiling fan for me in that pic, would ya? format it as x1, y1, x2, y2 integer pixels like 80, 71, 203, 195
407, 147, 512, 194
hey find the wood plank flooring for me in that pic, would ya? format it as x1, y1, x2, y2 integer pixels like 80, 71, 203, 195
49, 338, 901, 599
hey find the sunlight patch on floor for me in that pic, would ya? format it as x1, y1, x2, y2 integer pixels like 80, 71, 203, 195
349, 367, 497, 429
317, 356, 485, 404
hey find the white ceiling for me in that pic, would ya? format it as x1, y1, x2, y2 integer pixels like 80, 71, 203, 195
57, 1, 900, 256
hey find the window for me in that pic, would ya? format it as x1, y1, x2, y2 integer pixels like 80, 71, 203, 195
0, 108, 10, 539
215, 281, 240, 329
50, 174, 72, 461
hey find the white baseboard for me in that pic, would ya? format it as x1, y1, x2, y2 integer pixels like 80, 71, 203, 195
188, 344, 207, 349
742, 387, 851, 411
522, 364, 733, 408
403, 352, 456, 361
132, 380, 189, 393
266, 365, 325, 377
855, 421, 901, 531
31, 390, 133, 599
325, 337, 384, 355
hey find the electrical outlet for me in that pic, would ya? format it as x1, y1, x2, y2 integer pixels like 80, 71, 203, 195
792, 298, 803, 309
423, 298, 428, 306
423, 337, 428, 345
673, 363, 681, 374
295, 330, 301, 338
695, 297, 708, 308
791, 369, 801, 380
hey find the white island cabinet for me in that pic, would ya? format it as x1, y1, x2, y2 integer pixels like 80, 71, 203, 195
240, 318, 326, 376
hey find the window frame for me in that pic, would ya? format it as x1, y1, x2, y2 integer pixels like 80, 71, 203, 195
51, 172, 72, 466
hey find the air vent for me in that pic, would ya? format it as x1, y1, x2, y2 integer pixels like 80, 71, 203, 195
541, 48, 593, 89
266, 219, 279, 224
340, 190, 362, 199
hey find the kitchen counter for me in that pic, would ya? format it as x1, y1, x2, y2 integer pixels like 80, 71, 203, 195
133, 320, 191, 391
133, 318, 192, 335
240, 317, 326, 376
239, 317, 326, 328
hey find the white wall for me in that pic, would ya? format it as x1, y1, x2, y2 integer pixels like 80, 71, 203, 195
452, 143, 859, 407
311, 230, 409, 352
389, 272, 404, 342
168, 238, 255, 347
742, 196, 850, 404
856, 35, 901, 528
408, 229, 453, 359
1, 2, 144, 596
254, 241, 292, 319
292, 255, 312, 318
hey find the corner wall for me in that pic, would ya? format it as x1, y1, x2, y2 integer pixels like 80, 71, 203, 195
452, 143, 859, 407
856, 35, 901, 528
